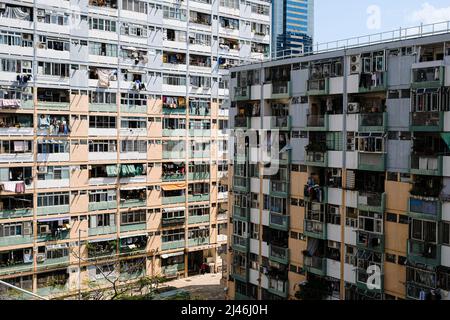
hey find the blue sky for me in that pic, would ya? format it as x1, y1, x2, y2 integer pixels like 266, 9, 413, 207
315, 0, 450, 43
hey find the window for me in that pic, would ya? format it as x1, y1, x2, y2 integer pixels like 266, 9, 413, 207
89, 91, 117, 104
89, 189, 116, 203
121, 210, 146, 225
89, 42, 118, 57
163, 6, 187, 21
398, 215, 409, 225
0, 222, 32, 237
386, 213, 398, 223
37, 141, 69, 154
385, 253, 396, 263
89, 17, 117, 32
89, 116, 116, 129
443, 222, 450, 245
89, 140, 117, 153
37, 166, 69, 181
120, 140, 147, 153
37, 192, 70, 207
411, 219, 437, 243
358, 210, 383, 234
162, 228, 185, 242
122, 0, 148, 13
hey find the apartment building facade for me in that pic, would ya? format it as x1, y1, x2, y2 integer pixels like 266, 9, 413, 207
0, 0, 271, 298
227, 30, 450, 300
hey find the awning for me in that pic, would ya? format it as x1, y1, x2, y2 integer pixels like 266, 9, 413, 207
120, 186, 146, 191
441, 133, 450, 149
161, 183, 186, 191
38, 216, 70, 222
119, 233, 147, 239
163, 207, 186, 213
88, 237, 116, 243
161, 251, 184, 259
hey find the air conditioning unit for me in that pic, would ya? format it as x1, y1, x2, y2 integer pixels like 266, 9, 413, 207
328, 240, 340, 249
22, 61, 31, 69
0, 3, 6, 9
328, 206, 339, 215
348, 102, 360, 114
37, 9, 45, 17
37, 166, 47, 173
350, 55, 361, 74
39, 225, 50, 234
36, 253, 46, 263
22, 34, 33, 41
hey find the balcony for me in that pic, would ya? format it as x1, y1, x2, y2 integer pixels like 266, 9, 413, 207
269, 212, 290, 231
233, 206, 250, 222
120, 223, 147, 233
162, 107, 186, 115
88, 202, 117, 212
188, 215, 210, 224
358, 113, 387, 132
410, 112, 444, 132
234, 86, 250, 101
232, 234, 249, 252
161, 240, 185, 251
188, 172, 209, 181
0, 208, 33, 220
188, 194, 209, 203
89, 103, 117, 113
408, 196, 441, 221
162, 217, 185, 227
162, 173, 186, 182
411, 65, 444, 89
410, 154, 443, 176
162, 195, 186, 205
0, 235, 33, 247
358, 72, 387, 93
269, 245, 289, 264
270, 180, 289, 198
307, 78, 329, 96
0, 261, 33, 276
88, 225, 117, 236
267, 278, 289, 298
188, 237, 209, 247
357, 192, 386, 213
270, 116, 291, 131
358, 152, 386, 172
407, 239, 441, 267
120, 199, 146, 209
233, 176, 249, 193
231, 265, 249, 282
234, 116, 250, 129
36, 256, 70, 271
162, 263, 185, 278
37, 230, 70, 242
162, 150, 185, 159
271, 82, 291, 100
306, 115, 329, 131
304, 220, 327, 240
356, 231, 384, 252
305, 151, 328, 167
303, 256, 327, 276
36, 205, 70, 216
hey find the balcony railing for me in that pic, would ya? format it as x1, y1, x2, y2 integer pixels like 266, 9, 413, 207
269, 212, 289, 231
407, 239, 441, 267
270, 180, 288, 197
357, 192, 386, 213
307, 78, 329, 95
356, 231, 384, 252
409, 196, 441, 220
233, 206, 249, 221
271, 81, 291, 99
162, 217, 185, 227
411, 66, 444, 88
232, 234, 249, 251
269, 245, 289, 264
161, 240, 185, 251
231, 265, 249, 282
304, 219, 327, 239
234, 116, 250, 129
270, 116, 291, 130
410, 112, 443, 131
234, 86, 250, 101
358, 152, 386, 172
303, 256, 327, 276
267, 278, 288, 298
359, 113, 386, 131
305, 151, 328, 167
410, 154, 443, 176
306, 114, 328, 131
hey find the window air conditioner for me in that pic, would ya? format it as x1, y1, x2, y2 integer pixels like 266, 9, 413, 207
36, 253, 46, 262
37, 9, 45, 17
37, 166, 47, 173
0, 3, 6, 9
328, 206, 339, 215
347, 102, 360, 114
39, 225, 50, 234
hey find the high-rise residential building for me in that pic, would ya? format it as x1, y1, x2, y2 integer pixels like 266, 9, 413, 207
227, 28, 450, 300
272, 0, 314, 57
0, 0, 271, 298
